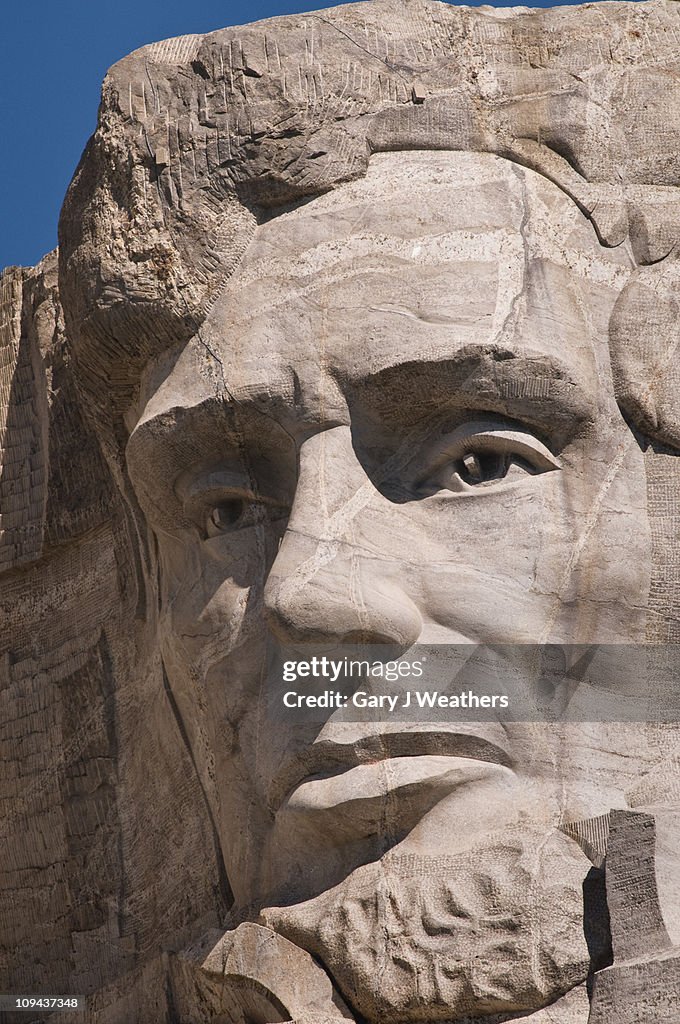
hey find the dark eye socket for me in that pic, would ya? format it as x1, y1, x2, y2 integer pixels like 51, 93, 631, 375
458, 452, 505, 485
209, 499, 246, 532
205, 497, 290, 538
457, 451, 536, 486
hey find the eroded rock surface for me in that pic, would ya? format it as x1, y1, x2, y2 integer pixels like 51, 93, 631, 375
3, 2, 680, 1021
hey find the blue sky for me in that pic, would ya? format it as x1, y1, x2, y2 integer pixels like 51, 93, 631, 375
1, 0, 640, 270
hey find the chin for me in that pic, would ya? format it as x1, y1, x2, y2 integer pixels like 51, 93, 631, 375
261, 824, 593, 1023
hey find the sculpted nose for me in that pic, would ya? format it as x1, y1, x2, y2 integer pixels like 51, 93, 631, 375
264, 427, 422, 647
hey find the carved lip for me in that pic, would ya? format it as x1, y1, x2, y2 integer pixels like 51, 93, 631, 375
268, 727, 512, 812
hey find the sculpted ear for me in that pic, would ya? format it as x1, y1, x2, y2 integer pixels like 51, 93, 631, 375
609, 260, 680, 451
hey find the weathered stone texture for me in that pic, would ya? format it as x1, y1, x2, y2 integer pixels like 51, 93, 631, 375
0, 260, 226, 1019
3, 2, 680, 1022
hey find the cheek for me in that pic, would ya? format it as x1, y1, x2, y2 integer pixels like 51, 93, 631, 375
546, 437, 651, 640
157, 528, 275, 676
288, 483, 570, 643
379, 439, 649, 643
412, 485, 567, 640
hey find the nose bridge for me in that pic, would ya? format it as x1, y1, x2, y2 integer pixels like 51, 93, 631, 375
290, 425, 366, 524
264, 426, 422, 647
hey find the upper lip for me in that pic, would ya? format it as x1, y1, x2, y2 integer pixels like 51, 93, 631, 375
267, 726, 513, 812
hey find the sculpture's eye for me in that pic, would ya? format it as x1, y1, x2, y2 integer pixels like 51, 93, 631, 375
457, 451, 512, 485
204, 496, 289, 538
420, 420, 561, 495
208, 499, 247, 534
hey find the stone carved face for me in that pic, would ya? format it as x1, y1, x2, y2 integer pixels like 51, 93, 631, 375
124, 152, 654, 1019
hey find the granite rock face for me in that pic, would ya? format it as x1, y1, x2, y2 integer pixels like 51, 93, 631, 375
3, 1, 680, 1021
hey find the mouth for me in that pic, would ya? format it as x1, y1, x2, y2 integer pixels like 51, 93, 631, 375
267, 725, 513, 813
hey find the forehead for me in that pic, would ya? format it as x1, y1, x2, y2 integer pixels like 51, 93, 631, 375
134, 151, 631, 429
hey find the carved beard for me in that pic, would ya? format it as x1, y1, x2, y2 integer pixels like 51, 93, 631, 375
261, 826, 593, 1023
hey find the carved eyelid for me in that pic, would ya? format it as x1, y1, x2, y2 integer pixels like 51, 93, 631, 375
424, 420, 561, 475
179, 469, 289, 512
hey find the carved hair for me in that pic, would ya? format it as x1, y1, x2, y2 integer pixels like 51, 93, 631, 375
59, 0, 680, 457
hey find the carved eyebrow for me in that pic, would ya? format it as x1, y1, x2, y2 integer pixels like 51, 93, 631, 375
343, 348, 598, 442
127, 403, 241, 479
128, 370, 302, 460
127, 342, 596, 489
126, 398, 295, 521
